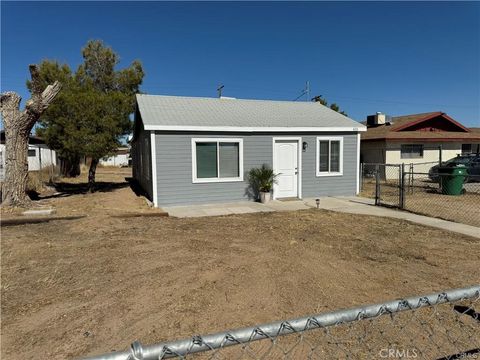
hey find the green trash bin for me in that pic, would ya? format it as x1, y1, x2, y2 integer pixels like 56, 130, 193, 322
438, 165, 467, 195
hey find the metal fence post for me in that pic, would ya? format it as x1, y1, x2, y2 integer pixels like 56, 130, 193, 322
360, 163, 364, 191
438, 145, 443, 191
400, 163, 405, 209
375, 164, 380, 206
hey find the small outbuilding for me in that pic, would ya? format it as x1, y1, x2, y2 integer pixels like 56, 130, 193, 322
131, 94, 366, 207
99, 147, 130, 167
0, 130, 58, 181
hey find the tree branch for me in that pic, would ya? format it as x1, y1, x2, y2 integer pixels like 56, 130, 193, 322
41, 81, 62, 110
29, 64, 43, 96
24, 64, 62, 127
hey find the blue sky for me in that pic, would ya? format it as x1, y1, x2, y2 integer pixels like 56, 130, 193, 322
1, 1, 479, 127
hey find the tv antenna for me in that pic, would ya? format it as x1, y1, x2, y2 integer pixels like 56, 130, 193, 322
217, 84, 224, 98
293, 81, 310, 101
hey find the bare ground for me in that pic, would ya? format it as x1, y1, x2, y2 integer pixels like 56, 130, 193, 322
1, 168, 480, 359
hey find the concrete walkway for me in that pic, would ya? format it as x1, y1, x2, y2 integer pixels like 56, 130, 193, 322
163, 196, 480, 239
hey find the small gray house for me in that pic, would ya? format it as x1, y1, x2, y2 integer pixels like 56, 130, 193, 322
131, 94, 366, 207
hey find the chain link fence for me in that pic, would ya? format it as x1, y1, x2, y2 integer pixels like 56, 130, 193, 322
81, 286, 480, 360
360, 163, 402, 208
361, 160, 480, 227
404, 172, 480, 227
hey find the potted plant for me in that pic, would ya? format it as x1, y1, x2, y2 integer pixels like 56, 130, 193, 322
248, 164, 278, 203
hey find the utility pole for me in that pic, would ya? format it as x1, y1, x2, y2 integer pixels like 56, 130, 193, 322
217, 84, 224, 98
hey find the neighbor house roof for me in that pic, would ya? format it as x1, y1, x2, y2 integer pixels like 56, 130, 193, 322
136, 94, 366, 132
362, 112, 480, 142
0, 130, 46, 145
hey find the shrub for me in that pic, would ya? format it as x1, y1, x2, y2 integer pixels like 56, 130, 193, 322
248, 164, 278, 193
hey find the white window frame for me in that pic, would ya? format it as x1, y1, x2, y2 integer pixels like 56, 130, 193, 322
191, 138, 244, 183
316, 136, 343, 177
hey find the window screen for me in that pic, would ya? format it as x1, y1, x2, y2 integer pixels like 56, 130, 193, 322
28, 149, 36, 157
462, 144, 472, 154
330, 141, 340, 172
219, 142, 239, 177
196, 142, 218, 178
319, 141, 329, 172
401, 144, 423, 159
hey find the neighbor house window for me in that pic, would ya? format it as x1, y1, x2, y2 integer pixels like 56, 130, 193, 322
462, 144, 472, 154
192, 138, 243, 183
28, 149, 36, 157
316, 137, 343, 176
400, 144, 423, 159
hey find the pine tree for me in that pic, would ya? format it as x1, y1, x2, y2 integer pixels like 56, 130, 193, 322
31, 40, 144, 190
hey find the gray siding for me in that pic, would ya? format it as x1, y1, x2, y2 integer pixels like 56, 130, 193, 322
154, 132, 359, 206
302, 134, 358, 197
131, 121, 153, 200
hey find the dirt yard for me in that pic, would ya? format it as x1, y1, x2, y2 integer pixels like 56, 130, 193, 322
2, 168, 480, 359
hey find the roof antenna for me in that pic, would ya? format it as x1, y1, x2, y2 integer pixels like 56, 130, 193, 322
292, 81, 310, 101
217, 84, 224, 98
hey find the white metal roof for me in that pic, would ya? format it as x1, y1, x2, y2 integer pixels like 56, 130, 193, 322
136, 94, 366, 132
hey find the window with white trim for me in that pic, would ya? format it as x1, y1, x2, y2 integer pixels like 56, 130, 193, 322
400, 144, 423, 159
192, 138, 243, 183
316, 137, 343, 176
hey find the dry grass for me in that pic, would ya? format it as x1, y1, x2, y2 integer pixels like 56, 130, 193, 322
1, 167, 479, 359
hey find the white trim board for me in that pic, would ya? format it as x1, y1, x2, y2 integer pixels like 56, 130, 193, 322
144, 125, 367, 132
150, 131, 158, 207
272, 137, 302, 200
356, 133, 361, 195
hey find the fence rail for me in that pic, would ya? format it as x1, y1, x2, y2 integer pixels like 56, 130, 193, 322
361, 162, 480, 227
81, 285, 480, 360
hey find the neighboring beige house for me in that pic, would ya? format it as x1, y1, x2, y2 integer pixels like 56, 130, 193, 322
361, 111, 480, 176
99, 146, 130, 167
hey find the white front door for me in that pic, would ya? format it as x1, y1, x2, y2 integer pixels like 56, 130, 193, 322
273, 140, 299, 198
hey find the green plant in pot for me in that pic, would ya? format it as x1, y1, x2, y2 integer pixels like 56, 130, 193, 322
248, 164, 278, 203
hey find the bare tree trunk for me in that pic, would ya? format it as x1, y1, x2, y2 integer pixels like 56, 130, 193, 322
0, 65, 61, 206
60, 156, 81, 177
2, 119, 30, 204
88, 158, 98, 193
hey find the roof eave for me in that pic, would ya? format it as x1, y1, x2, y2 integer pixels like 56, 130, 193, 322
144, 125, 367, 132
362, 137, 480, 142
